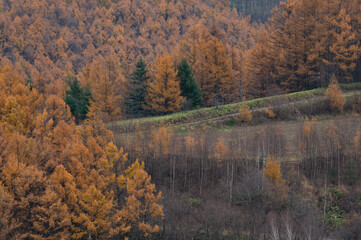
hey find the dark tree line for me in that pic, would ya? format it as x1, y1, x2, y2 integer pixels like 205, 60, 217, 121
230, 0, 281, 22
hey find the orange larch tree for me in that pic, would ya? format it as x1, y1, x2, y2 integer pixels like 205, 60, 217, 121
329, 8, 360, 81
239, 99, 252, 124
84, 57, 124, 122
264, 155, 288, 209
0, 66, 164, 240
116, 161, 164, 239
325, 76, 346, 113
145, 53, 183, 114
196, 35, 236, 105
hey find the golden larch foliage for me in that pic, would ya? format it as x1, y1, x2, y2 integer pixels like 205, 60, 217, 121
329, 8, 360, 81
117, 161, 164, 238
145, 53, 183, 114
45, 94, 73, 126
203, 37, 235, 105
50, 165, 78, 211
239, 100, 252, 123
265, 108, 276, 119
214, 137, 230, 166
148, 125, 173, 158
195, 35, 237, 105
0, 66, 43, 135
85, 60, 123, 122
242, 30, 274, 98
264, 155, 288, 208
117, 159, 144, 189
71, 184, 113, 240
0, 66, 163, 239
325, 76, 346, 113
264, 156, 282, 181
302, 117, 317, 138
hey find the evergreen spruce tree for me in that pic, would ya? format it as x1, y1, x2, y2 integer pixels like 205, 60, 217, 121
126, 58, 149, 115
64, 76, 92, 123
177, 59, 203, 108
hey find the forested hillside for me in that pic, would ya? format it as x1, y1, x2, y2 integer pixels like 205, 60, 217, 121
1, 0, 360, 120
1, 0, 361, 239
0, 67, 164, 239
0, 0, 256, 118
243, 0, 361, 98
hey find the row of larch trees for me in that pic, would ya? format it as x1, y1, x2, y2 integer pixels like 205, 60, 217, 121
0, 0, 256, 119
242, 0, 361, 98
123, 22, 245, 116
1, 0, 361, 121
177, 23, 242, 106
0, 66, 164, 239
123, 0, 361, 116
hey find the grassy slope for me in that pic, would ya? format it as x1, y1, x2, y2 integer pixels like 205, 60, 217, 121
114, 83, 361, 132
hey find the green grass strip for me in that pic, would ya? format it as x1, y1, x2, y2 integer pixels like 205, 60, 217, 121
114, 83, 361, 132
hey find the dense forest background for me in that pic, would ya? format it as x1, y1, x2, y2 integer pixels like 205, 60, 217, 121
1, 0, 360, 120
1, 0, 361, 239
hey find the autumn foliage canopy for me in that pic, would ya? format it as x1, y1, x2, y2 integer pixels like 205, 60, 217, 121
0, 66, 164, 239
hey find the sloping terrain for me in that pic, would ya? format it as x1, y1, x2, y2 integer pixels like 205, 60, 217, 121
114, 83, 361, 133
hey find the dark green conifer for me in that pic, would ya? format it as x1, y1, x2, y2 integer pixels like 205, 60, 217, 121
64, 75, 92, 123
126, 58, 149, 115
177, 59, 203, 108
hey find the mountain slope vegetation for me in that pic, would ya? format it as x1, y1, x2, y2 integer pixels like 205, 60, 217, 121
1, 0, 360, 120
0, 0, 254, 99
1, 0, 361, 239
